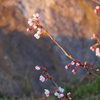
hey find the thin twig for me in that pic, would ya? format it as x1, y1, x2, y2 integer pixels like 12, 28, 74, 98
51, 79, 59, 88
88, 0, 100, 5
44, 30, 75, 61
88, 69, 100, 78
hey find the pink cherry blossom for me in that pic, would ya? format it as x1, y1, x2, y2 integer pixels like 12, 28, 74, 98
96, 47, 100, 57
96, 6, 100, 10
76, 62, 80, 66
96, 69, 99, 71
26, 27, 32, 32
39, 75, 45, 82
44, 89, 50, 97
58, 87, 64, 93
90, 45, 96, 51
72, 68, 77, 74
34, 29, 43, 39
65, 64, 70, 69
33, 24, 38, 29
71, 61, 76, 65
54, 92, 64, 99
33, 13, 40, 19
94, 6, 100, 14
28, 18, 34, 26
69, 97, 72, 100
67, 92, 71, 97
35, 65, 41, 70
34, 33, 42, 39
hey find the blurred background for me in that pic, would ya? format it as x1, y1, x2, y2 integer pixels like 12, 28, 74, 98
0, 0, 100, 100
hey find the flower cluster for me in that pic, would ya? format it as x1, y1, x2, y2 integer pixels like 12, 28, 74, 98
35, 65, 72, 100
44, 89, 52, 97
35, 65, 51, 82
27, 13, 44, 39
44, 87, 72, 99
65, 60, 81, 74
65, 60, 99, 74
90, 34, 100, 57
54, 87, 65, 99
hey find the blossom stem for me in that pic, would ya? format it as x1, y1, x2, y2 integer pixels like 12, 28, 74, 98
89, 0, 100, 5
44, 30, 75, 61
51, 79, 59, 89
87, 69, 100, 78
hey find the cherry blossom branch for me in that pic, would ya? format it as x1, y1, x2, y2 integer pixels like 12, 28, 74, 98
27, 13, 100, 79
26, 11, 100, 100
43, 30, 100, 78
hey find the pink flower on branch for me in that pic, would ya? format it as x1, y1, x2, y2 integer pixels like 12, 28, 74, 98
58, 87, 64, 93
54, 92, 64, 99
26, 27, 32, 32
67, 92, 72, 100
76, 62, 81, 66
32, 13, 40, 20
94, 6, 100, 14
67, 92, 71, 97
39, 75, 46, 82
71, 61, 76, 65
96, 69, 100, 71
91, 34, 97, 40
72, 68, 77, 74
96, 47, 100, 57
65, 64, 71, 69
35, 65, 41, 70
44, 89, 51, 97
90, 45, 96, 51
54, 87, 65, 99
34, 28, 43, 39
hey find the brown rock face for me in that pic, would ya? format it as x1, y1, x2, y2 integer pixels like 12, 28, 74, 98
0, 0, 99, 98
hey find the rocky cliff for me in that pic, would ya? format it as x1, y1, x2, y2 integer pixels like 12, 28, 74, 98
0, 0, 99, 98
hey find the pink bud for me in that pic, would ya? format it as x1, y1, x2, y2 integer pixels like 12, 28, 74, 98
90, 45, 96, 51
94, 9, 98, 14
91, 34, 97, 40
65, 64, 70, 69
95, 69, 99, 71
71, 61, 76, 65
84, 66, 88, 69
93, 34, 96, 38
34, 32, 43, 39
76, 62, 80, 66
35, 65, 41, 70
69, 97, 72, 100
33, 24, 38, 29
44, 89, 51, 97
26, 27, 32, 32
94, 6, 100, 14
96, 47, 100, 57
72, 69, 77, 74
96, 6, 100, 10
67, 92, 71, 97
